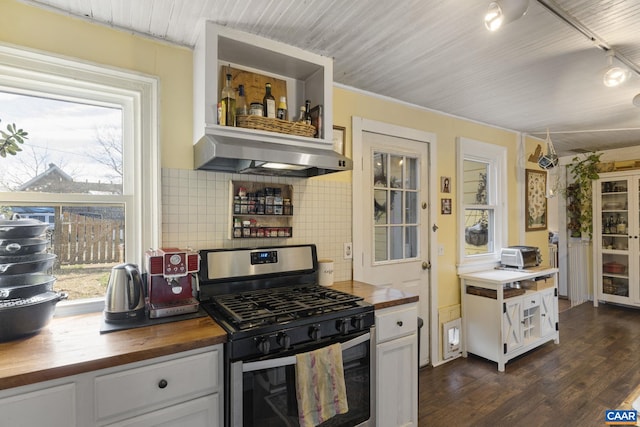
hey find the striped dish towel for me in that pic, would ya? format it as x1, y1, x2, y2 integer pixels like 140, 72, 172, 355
295, 343, 348, 427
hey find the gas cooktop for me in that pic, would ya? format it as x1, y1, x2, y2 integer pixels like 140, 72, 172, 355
203, 284, 366, 330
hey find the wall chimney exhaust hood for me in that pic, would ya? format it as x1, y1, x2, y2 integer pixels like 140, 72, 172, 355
194, 134, 352, 177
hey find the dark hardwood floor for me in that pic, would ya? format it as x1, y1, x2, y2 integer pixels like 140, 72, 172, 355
418, 302, 640, 427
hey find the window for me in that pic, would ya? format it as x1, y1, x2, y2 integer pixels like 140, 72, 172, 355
0, 45, 159, 314
373, 151, 419, 262
457, 137, 507, 268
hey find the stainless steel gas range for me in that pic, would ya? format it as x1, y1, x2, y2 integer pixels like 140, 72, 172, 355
197, 244, 375, 427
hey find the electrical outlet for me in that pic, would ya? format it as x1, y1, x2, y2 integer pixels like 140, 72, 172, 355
344, 242, 353, 259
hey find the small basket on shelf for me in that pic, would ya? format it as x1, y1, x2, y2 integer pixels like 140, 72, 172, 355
236, 115, 316, 138
603, 262, 626, 274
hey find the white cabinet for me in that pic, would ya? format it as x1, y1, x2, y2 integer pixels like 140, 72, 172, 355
193, 22, 333, 148
502, 290, 556, 354
375, 303, 418, 427
502, 297, 524, 353
0, 382, 76, 427
460, 268, 559, 372
104, 395, 218, 427
0, 345, 223, 427
94, 348, 221, 425
593, 173, 640, 307
539, 287, 557, 336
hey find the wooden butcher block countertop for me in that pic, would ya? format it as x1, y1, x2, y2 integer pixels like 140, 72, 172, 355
0, 280, 416, 391
332, 280, 419, 309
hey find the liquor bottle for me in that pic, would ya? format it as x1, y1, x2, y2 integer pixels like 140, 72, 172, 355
263, 83, 276, 118
236, 84, 248, 117
297, 106, 307, 122
304, 99, 311, 124
277, 96, 288, 121
220, 73, 236, 126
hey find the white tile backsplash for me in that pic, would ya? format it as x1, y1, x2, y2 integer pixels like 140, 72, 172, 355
161, 168, 353, 281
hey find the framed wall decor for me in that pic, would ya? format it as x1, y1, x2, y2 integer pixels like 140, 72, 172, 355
332, 125, 346, 155
525, 169, 547, 231
441, 198, 452, 215
441, 176, 451, 193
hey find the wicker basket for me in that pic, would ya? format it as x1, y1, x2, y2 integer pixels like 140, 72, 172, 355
603, 262, 626, 274
466, 286, 525, 299
236, 115, 316, 138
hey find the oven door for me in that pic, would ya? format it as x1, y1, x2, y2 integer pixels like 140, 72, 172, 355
230, 328, 375, 427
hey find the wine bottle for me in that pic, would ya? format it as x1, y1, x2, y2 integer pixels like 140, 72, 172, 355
263, 83, 276, 118
304, 99, 311, 125
220, 73, 236, 126
277, 96, 288, 120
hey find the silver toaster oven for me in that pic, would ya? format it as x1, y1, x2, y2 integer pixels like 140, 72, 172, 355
500, 246, 541, 269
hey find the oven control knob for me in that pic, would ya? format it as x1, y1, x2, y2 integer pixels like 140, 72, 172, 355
309, 325, 321, 341
336, 318, 350, 335
352, 316, 365, 330
277, 332, 291, 349
256, 337, 271, 354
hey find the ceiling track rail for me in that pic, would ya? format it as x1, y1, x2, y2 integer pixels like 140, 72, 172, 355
536, 0, 640, 77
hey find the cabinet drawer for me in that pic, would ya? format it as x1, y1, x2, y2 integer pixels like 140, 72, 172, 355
104, 394, 219, 427
376, 305, 417, 343
0, 383, 76, 427
523, 294, 541, 310
95, 349, 219, 420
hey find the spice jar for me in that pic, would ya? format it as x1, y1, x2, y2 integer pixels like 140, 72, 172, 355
249, 102, 263, 116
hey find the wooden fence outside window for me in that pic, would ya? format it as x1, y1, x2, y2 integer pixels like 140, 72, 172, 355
51, 212, 124, 265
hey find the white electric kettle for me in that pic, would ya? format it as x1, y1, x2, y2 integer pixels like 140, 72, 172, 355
104, 263, 146, 322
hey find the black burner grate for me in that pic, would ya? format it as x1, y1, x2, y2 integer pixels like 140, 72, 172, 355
211, 285, 363, 329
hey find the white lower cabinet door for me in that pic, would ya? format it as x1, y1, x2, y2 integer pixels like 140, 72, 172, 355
376, 333, 418, 427
0, 382, 76, 427
104, 393, 219, 427
502, 298, 524, 353
540, 288, 557, 337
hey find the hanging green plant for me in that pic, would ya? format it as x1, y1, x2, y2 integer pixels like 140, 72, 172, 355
0, 119, 29, 158
566, 152, 602, 238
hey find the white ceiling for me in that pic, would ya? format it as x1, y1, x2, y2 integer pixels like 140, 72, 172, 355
20, 0, 640, 157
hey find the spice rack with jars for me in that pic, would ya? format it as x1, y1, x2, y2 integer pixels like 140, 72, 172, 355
229, 181, 293, 239
193, 21, 333, 149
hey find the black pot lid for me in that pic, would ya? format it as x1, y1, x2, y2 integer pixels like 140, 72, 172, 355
0, 291, 65, 309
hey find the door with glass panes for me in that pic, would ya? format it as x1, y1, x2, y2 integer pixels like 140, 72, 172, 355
594, 174, 640, 307
355, 128, 430, 365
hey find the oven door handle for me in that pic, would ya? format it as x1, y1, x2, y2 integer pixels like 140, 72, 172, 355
241, 331, 371, 373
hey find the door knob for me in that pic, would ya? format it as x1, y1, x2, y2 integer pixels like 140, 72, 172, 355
422, 261, 431, 270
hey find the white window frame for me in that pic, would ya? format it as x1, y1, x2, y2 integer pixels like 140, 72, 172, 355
0, 44, 160, 315
456, 137, 507, 273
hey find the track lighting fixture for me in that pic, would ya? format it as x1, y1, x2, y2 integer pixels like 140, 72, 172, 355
603, 50, 631, 88
484, 0, 529, 31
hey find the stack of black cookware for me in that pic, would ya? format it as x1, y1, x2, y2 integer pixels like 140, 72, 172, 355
0, 218, 66, 342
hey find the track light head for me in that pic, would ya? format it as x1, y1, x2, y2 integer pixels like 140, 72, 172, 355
603, 50, 631, 87
484, 0, 529, 31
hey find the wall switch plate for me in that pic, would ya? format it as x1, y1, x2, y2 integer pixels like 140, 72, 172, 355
344, 242, 353, 259
438, 245, 445, 256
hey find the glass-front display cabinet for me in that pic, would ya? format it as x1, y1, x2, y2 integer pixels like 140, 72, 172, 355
593, 174, 640, 308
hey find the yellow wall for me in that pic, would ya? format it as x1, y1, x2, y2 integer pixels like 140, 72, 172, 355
523, 135, 553, 264
333, 87, 520, 308
1, 0, 529, 311
333, 88, 523, 307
